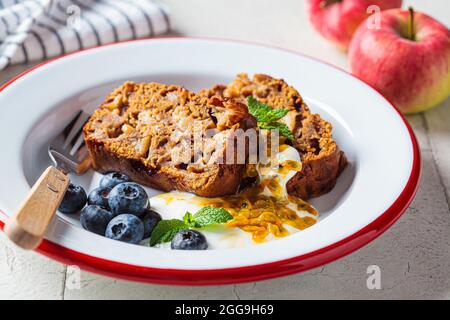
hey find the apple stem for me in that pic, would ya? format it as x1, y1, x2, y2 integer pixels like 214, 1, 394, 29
408, 7, 416, 41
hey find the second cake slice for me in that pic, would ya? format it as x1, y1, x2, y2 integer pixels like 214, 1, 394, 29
200, 73, 347, 199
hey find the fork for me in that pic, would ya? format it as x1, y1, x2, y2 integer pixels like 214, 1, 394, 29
4, 111, 91, 250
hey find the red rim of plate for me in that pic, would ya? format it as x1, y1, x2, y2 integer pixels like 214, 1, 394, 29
0, 37, 421, 286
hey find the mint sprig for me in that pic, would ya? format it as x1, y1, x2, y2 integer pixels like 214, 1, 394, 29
150, 219, 188, 246
247, 96, 294, 141
149, 207, 233, 246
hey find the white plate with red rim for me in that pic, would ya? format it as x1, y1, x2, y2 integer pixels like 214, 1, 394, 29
0, 38, 420, 285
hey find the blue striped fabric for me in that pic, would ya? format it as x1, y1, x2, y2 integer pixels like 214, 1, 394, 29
0, 0, 170, 69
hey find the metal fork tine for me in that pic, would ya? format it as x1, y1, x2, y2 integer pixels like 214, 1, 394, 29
49, 110, 92, 175
63, 111, 90, 149
70, 133, 86, 157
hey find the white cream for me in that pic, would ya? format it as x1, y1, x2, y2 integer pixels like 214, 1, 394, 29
257, 144, 301, 198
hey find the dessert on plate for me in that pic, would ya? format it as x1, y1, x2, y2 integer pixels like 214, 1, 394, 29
77, 74, 347, 249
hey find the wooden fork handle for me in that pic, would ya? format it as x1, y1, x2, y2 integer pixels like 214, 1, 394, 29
4, 166, 70, 250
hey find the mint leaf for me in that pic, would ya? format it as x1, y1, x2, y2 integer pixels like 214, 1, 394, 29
247, 96, 272, 122
183, 211, 194, 225
192, 207, 233, 227
266, 108, 289, 122
260, 122, 295, 141
246, 96, 294, 141
150, 219, 188, 246
247, 96, 289, 123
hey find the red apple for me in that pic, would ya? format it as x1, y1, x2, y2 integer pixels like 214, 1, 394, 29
306, 0, 403, 49
349, 8, 450, 114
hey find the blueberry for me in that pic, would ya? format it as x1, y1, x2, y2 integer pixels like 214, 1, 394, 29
105, 214, 144, 244
171, 230, 208, 250
88, 187, 111, 209
100, 172, 130, 189
80, 205, 114, 235
59, 183, 87, 214
108, 182, 148, 216
141, 209, 162, 239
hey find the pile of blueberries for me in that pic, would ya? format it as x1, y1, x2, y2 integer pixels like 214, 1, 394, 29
59, 172, 208, 250
59, 172, 161, 245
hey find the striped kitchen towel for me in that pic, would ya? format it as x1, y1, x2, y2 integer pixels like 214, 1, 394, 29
0, 0, 170, 69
